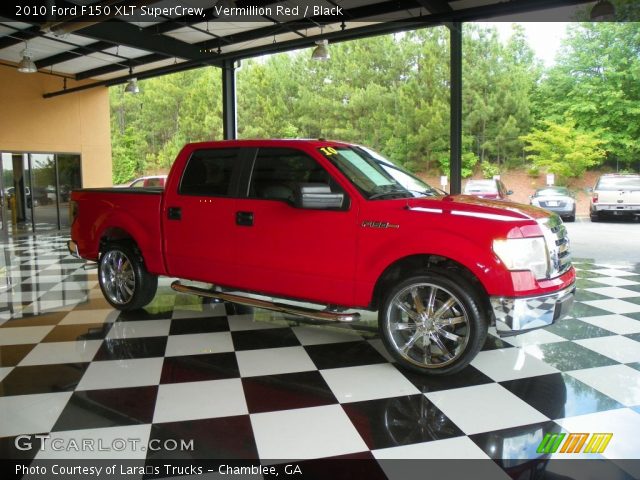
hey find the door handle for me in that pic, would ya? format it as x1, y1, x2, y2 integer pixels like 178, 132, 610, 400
167, 207, 182, 220
236, 211, 254, 226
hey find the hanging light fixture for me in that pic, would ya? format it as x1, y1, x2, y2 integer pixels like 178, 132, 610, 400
590, 0, 615, 20
124, 66, 139, 94
311, 39, 330, 61
18, 45, 37, 73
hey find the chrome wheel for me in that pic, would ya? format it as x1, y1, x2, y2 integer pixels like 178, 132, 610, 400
383, 282, 471, 369
100, 250, 136, 305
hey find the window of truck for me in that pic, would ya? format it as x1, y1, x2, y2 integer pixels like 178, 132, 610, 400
595, 177, 640, 191
317, 146, 439, 199
179, 149, 240, 196
249, 148, 343, 202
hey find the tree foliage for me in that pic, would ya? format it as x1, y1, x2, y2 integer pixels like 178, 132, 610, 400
535, 22, 640, 169
110, 22, 639, 184
520, 119, 607, 182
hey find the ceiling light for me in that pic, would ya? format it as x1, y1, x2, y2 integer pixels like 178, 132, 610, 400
590, 0, 615, 20
311, 39, 329, 61
18, 47, 37, 73
125, 67, 139, 94
125, 77, 139, 94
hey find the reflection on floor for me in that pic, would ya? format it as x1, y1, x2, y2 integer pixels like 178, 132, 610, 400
1, 234, 640, 478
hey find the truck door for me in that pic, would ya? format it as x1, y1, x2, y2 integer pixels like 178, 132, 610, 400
233, 147, 358, 306
163, 147, 248, 286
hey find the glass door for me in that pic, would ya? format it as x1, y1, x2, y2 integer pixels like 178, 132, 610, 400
30, 153, 59, 232
0, 152, 82, 235
0, 153, 26, 235
57, 154, 82, 228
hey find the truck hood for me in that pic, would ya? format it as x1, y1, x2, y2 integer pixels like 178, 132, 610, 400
406, 194, 551, 222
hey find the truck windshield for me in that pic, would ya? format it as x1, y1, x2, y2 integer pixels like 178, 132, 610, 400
317, 146, 440, 200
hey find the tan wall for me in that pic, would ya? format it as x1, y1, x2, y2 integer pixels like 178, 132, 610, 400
0, 67, 112, 187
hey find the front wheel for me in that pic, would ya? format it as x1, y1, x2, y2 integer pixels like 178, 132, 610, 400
98, 242, 158, 311
378, 272, 487, 375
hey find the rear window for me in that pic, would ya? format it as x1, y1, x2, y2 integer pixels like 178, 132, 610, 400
464, 181, 497, 193
179, 149, 240, 196
535, 188, 570, 197
595, 176, 640, 191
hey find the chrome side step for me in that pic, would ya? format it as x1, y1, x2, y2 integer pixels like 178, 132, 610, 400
171, 281, 360, 323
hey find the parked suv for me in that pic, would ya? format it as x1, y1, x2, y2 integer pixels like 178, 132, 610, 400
590, 174, 640, 222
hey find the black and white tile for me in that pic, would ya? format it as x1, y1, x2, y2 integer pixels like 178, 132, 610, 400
1, 234, 640, 476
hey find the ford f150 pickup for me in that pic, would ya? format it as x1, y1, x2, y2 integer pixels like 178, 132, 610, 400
69, 140, 575, 375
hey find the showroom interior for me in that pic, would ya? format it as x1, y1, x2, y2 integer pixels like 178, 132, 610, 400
1, 1, 640, 479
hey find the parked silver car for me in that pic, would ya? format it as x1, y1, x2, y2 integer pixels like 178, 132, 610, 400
530, 186, 576, 222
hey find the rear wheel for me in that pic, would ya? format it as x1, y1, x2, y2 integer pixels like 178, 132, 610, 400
590, 211, 600, 222
378, 272, 487, 375
98, 242, 157, 311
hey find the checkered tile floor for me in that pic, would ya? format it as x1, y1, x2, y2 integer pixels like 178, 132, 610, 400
1, 234, 640, 476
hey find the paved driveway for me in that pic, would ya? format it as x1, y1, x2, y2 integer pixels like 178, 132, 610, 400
566, 217, 640, 265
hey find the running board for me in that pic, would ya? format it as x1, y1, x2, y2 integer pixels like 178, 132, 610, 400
171, 281, 360, 323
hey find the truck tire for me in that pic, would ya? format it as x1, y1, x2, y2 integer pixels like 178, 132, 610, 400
378, 272, 487, 375
98, 242, 158, 311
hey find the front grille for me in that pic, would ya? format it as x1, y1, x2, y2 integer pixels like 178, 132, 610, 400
539, 215, 572, 278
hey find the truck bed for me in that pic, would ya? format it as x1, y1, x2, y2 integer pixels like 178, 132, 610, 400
71, 188, 166, 275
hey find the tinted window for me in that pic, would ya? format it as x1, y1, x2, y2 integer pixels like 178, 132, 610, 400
180, 149, 239, 196
596, 176, 640, 191
250, 148, 339, 202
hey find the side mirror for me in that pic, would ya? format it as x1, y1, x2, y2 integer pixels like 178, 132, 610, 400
295, 183, 344, 210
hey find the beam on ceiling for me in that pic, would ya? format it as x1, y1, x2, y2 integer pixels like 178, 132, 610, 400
42, 57, 215, 98
0, 25, 40, 50
74, 20, 210, 61
415, 0, 453, 15
35, 40, 120, 68
74, 53, 168, 80
41, 0, 594, 96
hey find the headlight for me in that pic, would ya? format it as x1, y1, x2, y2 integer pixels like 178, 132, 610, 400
493, 237, 549, 280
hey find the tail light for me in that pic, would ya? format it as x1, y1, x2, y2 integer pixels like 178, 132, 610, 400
69, 200, 79, 223
592, 192, 599, 204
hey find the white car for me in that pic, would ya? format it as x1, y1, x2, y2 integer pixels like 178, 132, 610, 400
590, 174, 640, 222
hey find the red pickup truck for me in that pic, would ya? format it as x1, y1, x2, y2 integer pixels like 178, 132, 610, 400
69, 140, 575, 375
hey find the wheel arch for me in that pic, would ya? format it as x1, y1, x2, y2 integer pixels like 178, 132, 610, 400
370, 254, 491, 316
94, 217, 165, 275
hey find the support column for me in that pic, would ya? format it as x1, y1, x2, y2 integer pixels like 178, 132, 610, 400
222, 60, 237, 140
449, 22, 462, 195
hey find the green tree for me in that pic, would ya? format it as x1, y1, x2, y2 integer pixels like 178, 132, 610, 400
535, 22, 640, 170
520, 119, 607, 182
